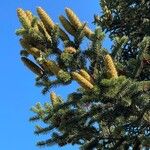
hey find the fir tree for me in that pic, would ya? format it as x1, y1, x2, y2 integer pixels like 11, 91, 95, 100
16, 1, 150, 149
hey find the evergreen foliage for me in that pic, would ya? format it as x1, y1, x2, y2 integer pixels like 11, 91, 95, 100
16, 1, 150, 149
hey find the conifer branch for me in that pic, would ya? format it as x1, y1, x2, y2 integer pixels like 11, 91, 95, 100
17, 3, 150, 149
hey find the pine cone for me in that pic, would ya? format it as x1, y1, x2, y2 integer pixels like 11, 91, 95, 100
104, 54, 118, 78
17, 8, 31, 29
79, 69, 94, 84
21, 57, 44, 76
37, 7, 55, 32
65, 8, 82, 29
71, 71, 94, 90
59, 15, 76, 36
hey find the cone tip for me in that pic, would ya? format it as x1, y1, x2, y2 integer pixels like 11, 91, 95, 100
65, 7, 71, 12
17, 8, 24, 13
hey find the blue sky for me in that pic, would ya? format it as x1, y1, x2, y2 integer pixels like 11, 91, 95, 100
0, 0, 111, 150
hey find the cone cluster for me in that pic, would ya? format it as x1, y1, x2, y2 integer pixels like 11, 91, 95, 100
38, 21, 51, 42
17, 7, 94, 55
21, 46, 61, 76
17, 8, 53, 54
79, 69, 94, 84
58, 7, 94, 39
17, 7, 117, 82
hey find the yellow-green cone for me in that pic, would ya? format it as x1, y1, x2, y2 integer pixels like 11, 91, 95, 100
59, 15, 76, 36
28, 47, 41, 58
42, 60, 60, 75
104, 6, 112, 20
17, 8, 31, 29
104, 54, 118, 78
25, 10, 39, 32
50, 92, 63, 107
65, 8, 82, 29
79, 69, 94, 84
138, 81, 150, 92
25, 10, 33, 22
20, 38, 31, 49
38, 21, 52, 42
83, 26, 94, 39
65, 47, 76, 54
143, 111, 150, 123
71, 72, 94, 90
37, 7, 55, 32
21, 57, 44, 76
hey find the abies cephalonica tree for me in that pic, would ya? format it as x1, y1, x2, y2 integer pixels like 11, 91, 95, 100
16, 0, 150, 149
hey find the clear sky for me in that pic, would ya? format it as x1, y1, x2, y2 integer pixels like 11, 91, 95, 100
0, 0, 111, 150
